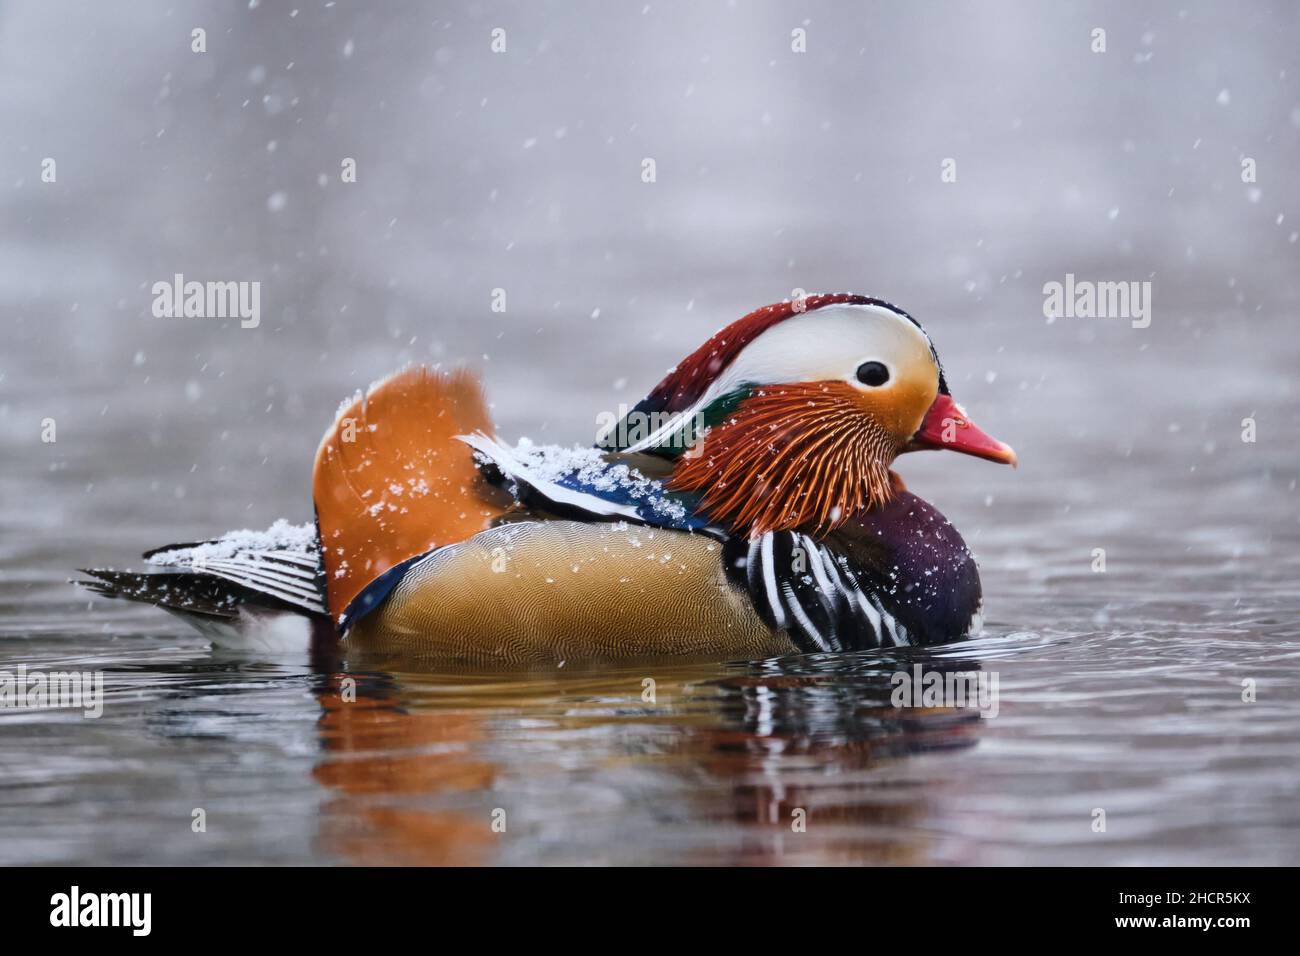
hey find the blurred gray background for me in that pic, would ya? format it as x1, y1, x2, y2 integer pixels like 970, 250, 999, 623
1, 0, 1297, 590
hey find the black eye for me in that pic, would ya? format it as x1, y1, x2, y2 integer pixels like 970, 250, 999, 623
855, 361, 890, 387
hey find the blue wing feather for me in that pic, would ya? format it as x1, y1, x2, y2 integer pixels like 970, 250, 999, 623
458, 434, 712, 532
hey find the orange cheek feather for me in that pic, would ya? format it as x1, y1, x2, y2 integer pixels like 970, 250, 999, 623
849, 374, 937, 443
670, 381, 905, 538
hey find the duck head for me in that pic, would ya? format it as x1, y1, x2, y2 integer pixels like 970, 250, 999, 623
620, 293, 1016, 537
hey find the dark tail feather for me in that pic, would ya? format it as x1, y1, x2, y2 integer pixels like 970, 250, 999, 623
78, 521, 332, 650
76, 568, 321, 620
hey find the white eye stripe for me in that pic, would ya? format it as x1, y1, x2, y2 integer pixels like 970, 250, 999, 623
624, 303, 935, 453
726, 306, 931, 387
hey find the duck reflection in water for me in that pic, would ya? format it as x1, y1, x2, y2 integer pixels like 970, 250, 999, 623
309, 651, 989, 865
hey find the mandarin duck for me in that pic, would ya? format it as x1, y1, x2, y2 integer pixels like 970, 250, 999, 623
80, 294, 1016, 663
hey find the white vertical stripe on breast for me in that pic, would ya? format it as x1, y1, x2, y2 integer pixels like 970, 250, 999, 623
759, 534, 787, 630
834, 555, 882, 644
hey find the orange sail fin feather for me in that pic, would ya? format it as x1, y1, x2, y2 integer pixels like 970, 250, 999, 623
312, 367, 513, 617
